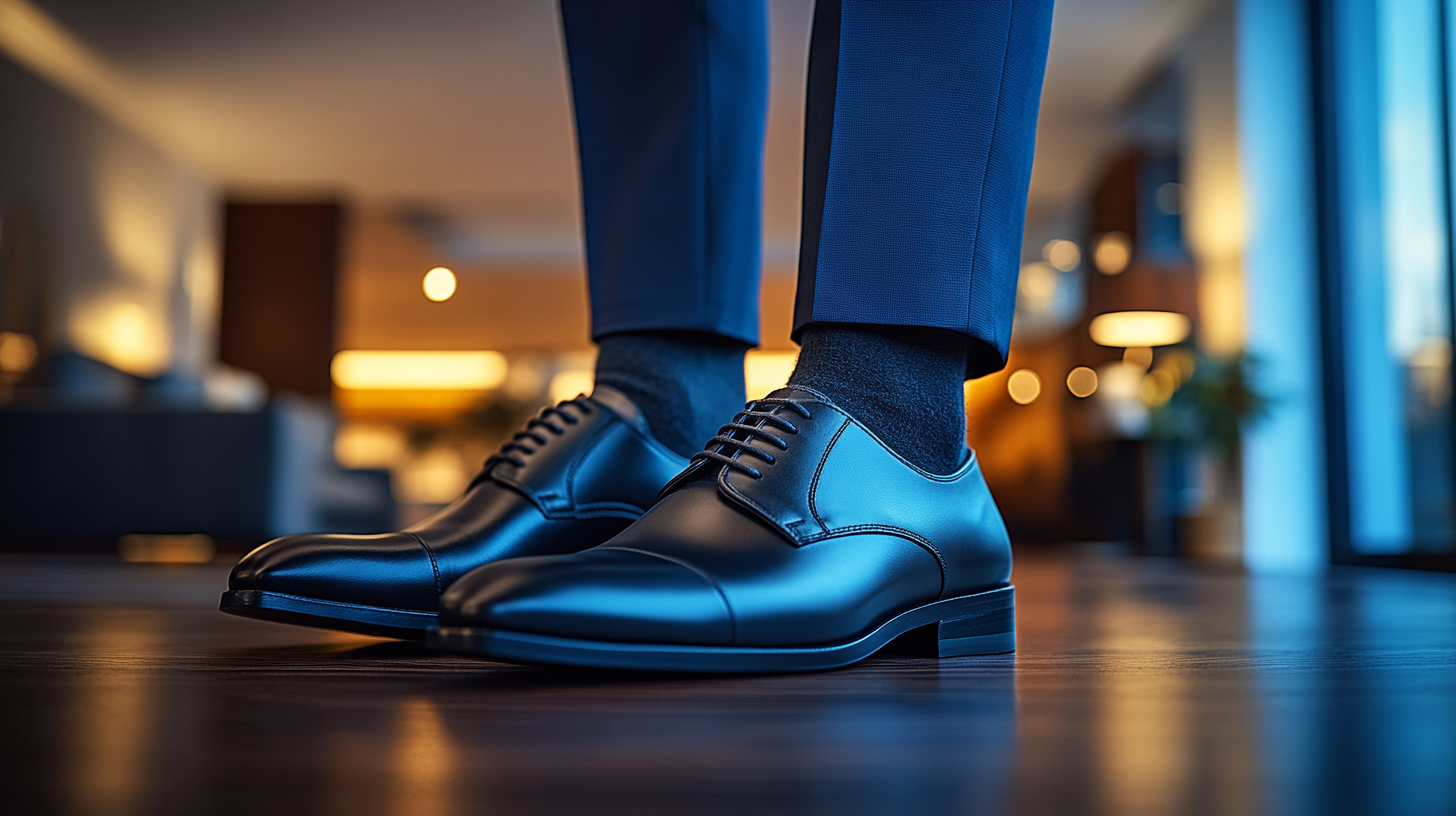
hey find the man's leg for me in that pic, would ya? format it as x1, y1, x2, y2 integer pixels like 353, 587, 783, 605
560, 0, 769, 458
789, 0, 1054, 474
434, 1, 1055, 672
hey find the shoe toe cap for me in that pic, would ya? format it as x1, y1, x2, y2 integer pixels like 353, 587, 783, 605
229, 533, 440, 611
439, 548, 734, 646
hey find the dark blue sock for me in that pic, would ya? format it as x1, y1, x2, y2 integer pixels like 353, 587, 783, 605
789, 324, 969, 475
594, 331, 748, 459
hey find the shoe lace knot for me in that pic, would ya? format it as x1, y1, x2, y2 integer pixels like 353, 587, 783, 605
484, 396, 594, 470
689, 397, 812, 480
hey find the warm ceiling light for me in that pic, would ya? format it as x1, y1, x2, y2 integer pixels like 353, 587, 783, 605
423, 267, 457, 302
1066, 366, 1098, 398
1093, 231, 1133, 275
1043, 238, 1081, 271
1007, 369, 1042, 405
331, 350, 507, 390
1089, 311, 1190, 348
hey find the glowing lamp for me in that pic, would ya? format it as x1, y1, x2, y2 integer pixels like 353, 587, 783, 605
423, 267, 457, 301
1089, 311, 1190, 348
331, 350, 507, 390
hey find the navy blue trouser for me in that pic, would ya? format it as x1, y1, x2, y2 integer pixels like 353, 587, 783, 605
561, 0, 1053, 378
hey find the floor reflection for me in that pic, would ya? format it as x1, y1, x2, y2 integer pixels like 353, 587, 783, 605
66, 616, 160, 816
1, 550, 1454, 815
389, 699, 460, 816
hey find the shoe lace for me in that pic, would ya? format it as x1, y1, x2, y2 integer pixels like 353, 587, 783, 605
689, 397, 812, 480
483, 396, 595, 470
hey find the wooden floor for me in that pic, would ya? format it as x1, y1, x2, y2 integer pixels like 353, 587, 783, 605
2, 547, 1454, 816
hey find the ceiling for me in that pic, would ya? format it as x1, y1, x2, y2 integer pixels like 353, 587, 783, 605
30, 0, 1217, 255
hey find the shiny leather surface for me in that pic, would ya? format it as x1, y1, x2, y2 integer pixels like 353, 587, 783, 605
439, 386, 1012, 647
228, 387, 687, 612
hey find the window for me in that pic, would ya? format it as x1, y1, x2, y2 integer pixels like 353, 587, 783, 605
1317, 0, 1456, 561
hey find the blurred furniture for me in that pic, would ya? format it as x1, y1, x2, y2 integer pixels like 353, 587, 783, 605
0, 398, 393, 550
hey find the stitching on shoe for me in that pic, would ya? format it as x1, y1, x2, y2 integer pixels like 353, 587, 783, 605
406, 532, 443, 597
718, 469, 802, 546
562, 420, 616, 512
597, 546, 738, 644
807, 418, 851, 533
800, 525, 947, 599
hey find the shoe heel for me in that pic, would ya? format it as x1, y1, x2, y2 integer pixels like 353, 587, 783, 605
892, 586, 1016, 658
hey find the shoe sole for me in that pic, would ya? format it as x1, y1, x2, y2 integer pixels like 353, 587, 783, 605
427, 585, 1014, 673
220, 589, 435, 640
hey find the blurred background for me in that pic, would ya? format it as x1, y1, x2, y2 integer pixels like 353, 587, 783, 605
0, 0, 1450, 575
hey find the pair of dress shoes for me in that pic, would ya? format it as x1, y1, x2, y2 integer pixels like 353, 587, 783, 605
222, 385, 1015, 673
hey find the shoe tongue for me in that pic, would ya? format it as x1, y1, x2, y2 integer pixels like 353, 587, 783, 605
588, 385, 651, 434
762, 384, 831, 406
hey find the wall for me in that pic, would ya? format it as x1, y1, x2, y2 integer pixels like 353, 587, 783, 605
0, 48, 217, 388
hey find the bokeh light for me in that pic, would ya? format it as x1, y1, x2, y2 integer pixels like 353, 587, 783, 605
0, 332, 38, 377
1017, 261, 1059, 312
1043, 238, 1081, 271
334, 423, 407, 468
1122, 346, 1154, 370
1140, 368, 1178, 407
422, 267, 457, 302
1008, 369, 1042, 405
1066, 366, 1098, 398
1093, 231, 1133, 275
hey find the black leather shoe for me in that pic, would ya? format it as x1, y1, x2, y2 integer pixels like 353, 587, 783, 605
429, 385, 1015, 672
220, 387, 687, 639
